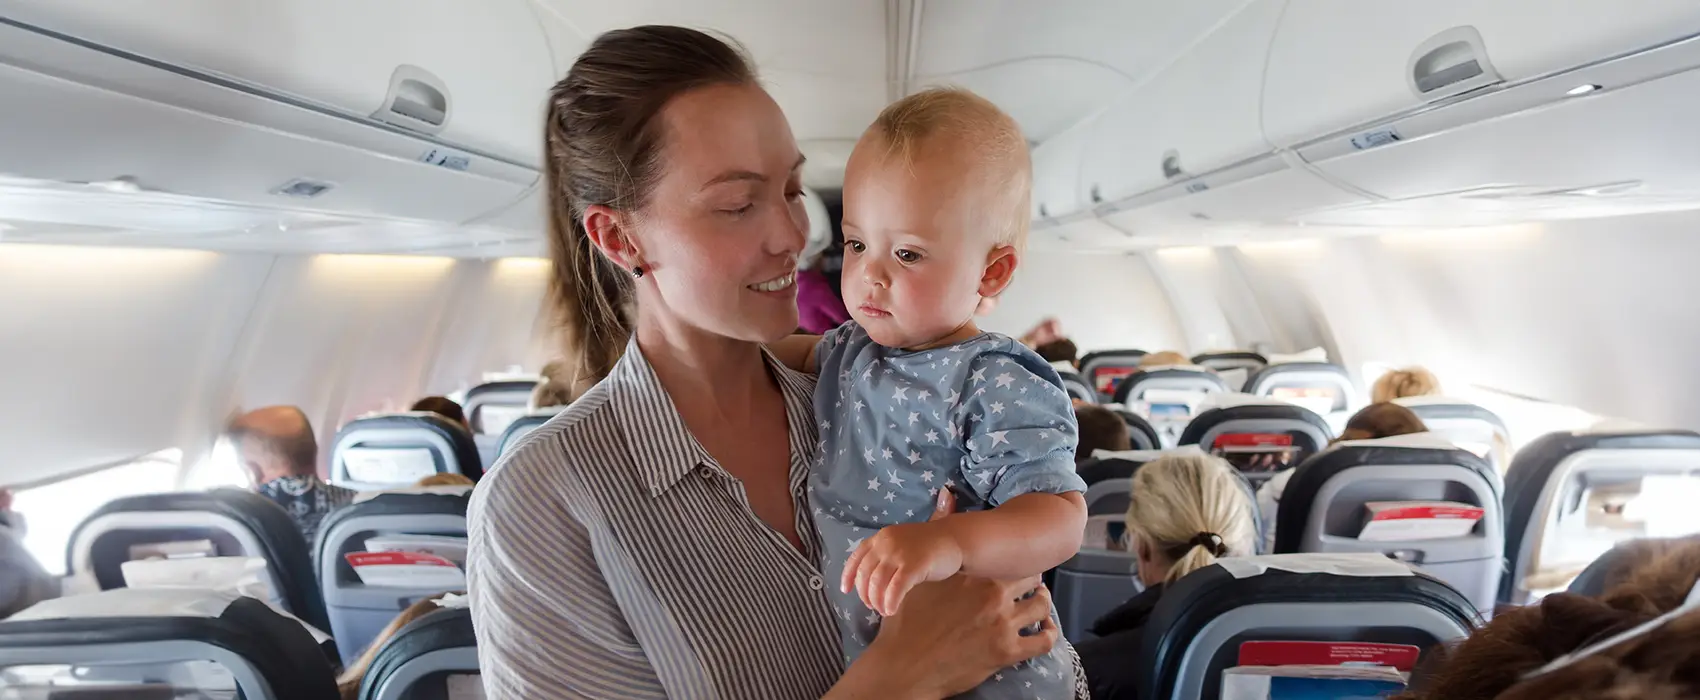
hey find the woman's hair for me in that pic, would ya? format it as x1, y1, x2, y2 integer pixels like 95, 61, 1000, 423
1372, 366, 1442, 403
408, 396, 466, 427
415, 473, 473, 487
336, 592, 462, 700
1126, 453, 1255, 584
543, 26, 757, 391
1139, 351, 1189, 368
1335, 402, 1428, 443
1395, 540, 1700, 700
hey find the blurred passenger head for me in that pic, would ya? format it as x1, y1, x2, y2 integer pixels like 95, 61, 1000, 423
1139, 351, 1189, 368
1034, 338, 1079, 367
1336, 402, 1428, 444
1372, 366, 1443, 404
530, 379, 576, 411
1075, 405, 1132, 462
225, 406, 318, 485
415, 473, 474, 488
409, 396, 467, 430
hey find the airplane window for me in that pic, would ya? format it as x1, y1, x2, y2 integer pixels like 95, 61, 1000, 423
182, 437, 251, 492
13, 450, 181, 576
1528, 472, 1700, 599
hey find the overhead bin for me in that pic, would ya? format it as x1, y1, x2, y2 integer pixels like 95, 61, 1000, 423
1292, 28, 1700, 227
1030, 119, 1091, 221
1077, 0, 1283, 204
1262, 0, 1700, 147
1096, 153, 1368, 231
0, 2, 551, 229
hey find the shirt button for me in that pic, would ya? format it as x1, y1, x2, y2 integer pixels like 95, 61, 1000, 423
807, 575, 824, 591
696, 465, 713, 479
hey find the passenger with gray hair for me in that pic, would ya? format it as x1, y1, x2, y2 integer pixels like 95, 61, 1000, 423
226, 406, 354, 543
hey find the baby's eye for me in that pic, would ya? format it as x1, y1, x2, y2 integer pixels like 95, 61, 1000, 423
846, 240, 866, 254
895, 249, 922, 264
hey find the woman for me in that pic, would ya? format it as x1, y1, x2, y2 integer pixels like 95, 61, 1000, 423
1255, 402, 1429, 552
1074, 454, 1257, 699
466, 26, 1058, 699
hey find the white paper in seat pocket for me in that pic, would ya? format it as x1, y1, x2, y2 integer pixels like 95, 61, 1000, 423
447, 674, 487, 700
122, 556, 275, 603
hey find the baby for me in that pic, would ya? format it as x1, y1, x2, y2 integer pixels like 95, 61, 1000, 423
774, 87, 1088, 698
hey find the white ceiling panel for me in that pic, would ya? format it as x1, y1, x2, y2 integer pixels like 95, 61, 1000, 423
911, 0, 1254, 141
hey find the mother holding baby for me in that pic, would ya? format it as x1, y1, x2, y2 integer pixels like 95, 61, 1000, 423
466, 25, 1067, 699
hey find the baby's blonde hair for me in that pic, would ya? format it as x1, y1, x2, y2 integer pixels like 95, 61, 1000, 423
1126, 453, 1255, 584
868, 86, 1032, 251
1372, 367, 1442, 404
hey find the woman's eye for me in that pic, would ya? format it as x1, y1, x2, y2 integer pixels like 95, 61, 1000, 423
723, 203, 755, 217
895, 249, 921, 264
785, 189, 805, 201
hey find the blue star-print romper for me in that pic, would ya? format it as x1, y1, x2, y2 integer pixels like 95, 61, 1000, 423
810, 322, 1089, 699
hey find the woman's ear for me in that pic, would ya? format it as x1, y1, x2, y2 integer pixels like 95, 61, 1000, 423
977, 245, 1018, 298
582, 205, 643, 270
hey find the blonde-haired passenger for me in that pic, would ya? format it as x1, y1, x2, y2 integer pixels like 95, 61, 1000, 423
336, 592, 461, 700
415, 473, 474, 488
1074, 454, 1255, 699
1138, 351, 1190, 369
1372, 366, 1442, 404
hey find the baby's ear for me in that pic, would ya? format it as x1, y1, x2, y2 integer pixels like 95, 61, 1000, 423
978, 245, 1018, 298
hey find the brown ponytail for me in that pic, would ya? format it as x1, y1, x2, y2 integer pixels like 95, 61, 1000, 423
541, 26, 756, 387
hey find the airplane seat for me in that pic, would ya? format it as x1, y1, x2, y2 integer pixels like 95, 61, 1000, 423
496, 407, 565, 458
1056, 367, 1095, 404
1394, 396, 1513, 472
1078, 349, 1147, 403
358, 606, 479, 700
315, 491, 472, 667
1501, 428, 1700, 606
1179, 400, 1334, 486
1107, 408, 1163, 451
332, 413, 483, 491
464, 380, 540, 467
1566, 535, 1700, 597
1275, 433, 1503, 613
1243, 362, 1359, 427
1112, 367, 1229, 448
65, 488, 330, 634
1191, 351, 1268, 388
0, 588, 339, 699
1136, 553, 1477, 700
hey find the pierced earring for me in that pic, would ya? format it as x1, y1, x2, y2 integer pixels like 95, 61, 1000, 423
631, 264, 645, 278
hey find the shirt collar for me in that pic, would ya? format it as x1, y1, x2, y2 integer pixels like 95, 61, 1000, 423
606, 335, 819, 498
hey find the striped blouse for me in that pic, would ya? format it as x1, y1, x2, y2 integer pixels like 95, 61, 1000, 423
466, 338, 845, 699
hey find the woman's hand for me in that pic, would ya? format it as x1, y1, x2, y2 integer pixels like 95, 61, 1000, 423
826, 491, 1060, 699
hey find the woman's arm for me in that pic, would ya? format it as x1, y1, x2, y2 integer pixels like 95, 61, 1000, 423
467, 463, 671, 699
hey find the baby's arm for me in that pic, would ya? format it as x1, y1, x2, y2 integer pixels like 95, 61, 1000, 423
766, 334, 822, 374
934, 491, 1086, 579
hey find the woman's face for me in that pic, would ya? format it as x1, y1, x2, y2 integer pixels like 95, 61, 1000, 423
631, 83, 809, 344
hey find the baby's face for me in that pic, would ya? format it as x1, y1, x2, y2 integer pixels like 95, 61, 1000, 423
840, 138, 1012, 350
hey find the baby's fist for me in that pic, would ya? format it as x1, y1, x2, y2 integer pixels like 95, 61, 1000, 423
842, 521, 965, 617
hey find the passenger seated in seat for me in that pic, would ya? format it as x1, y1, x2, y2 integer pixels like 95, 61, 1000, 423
1394, 540, 1700, 700
1138, 351, 1189, 368
528, 378, 574, 411
1075, 453, 1256, 700
0, 488, 58, 618
1076, 404, 1132, 464
409, 396, 469, 431
226, 406, 356, 544
1035, 338, 1079, 369
1254, 402, 1427, 552
336, 591, 462, 700
1371, 366, 1442, 404
415, 473, 474, 488
769, 86, 1089, 697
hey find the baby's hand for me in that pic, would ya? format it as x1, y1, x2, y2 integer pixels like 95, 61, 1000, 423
843, 521, 965, 617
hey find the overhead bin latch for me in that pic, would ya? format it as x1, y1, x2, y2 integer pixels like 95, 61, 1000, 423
1409, 26, 1502, 101
373, 65, 452, 135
